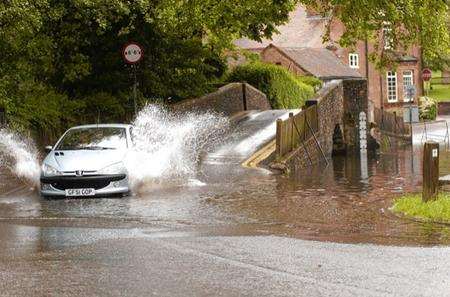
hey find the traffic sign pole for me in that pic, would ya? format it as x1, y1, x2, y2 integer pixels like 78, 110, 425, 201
422, 68, 432, 96
133, 65, 137, 115
122, 42, 144, 115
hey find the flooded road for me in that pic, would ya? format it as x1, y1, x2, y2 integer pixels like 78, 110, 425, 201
2, 111, 450, 296
1, 143, 450, 247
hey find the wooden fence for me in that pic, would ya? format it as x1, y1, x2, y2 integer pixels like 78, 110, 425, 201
431, 76, 450, 86
276, 105, 318, 158
373, 107, 411, 137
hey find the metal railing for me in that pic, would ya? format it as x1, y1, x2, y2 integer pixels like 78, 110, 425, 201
430, 76, 450, 86
415, 120, 450, 149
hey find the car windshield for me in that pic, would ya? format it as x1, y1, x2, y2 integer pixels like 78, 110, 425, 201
56, 127, 127, 150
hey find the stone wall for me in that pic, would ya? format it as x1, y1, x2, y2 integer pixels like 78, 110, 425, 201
280, 81, 344, 171
342, 79, 368, 149
170, 83, 271, 116
271, 78, 368, 172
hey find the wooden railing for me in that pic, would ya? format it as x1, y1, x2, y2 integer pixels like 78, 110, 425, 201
275, 104, 319, 158
431, 76, 450, 86
373, 107, 410, 137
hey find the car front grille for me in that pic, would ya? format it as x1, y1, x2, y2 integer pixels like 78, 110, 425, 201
41, 175, 126, 191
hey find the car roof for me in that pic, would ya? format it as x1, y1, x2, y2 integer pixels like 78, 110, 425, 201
68, 124, 133, 130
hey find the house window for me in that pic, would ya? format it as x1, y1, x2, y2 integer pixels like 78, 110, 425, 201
386, 71, 398, 103
349, 53, 359, 69
402, 70, 414, 102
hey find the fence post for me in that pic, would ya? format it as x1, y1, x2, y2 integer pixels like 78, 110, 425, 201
289, 112, 294, 150
423, 141, 439, 202
276, 119, 282, 158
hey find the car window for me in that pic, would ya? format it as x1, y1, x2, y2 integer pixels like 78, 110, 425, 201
56, 127, 127, 150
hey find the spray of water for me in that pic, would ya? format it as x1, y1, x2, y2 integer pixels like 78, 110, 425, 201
0, 129, 41, 186
0, 105, 229, 191
125, 104, 229, 189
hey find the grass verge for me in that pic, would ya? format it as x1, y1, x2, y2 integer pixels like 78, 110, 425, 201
392, 193, 450, 223
428, 84, 450, 102
425, 70, 450, 102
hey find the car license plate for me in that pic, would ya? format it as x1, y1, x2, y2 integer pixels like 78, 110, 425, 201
65, 188, 95, 197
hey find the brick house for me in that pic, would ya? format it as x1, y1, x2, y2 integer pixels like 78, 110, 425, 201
234, 6, 423, 110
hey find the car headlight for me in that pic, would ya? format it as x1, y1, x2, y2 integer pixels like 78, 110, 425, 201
42, 164, 61, 177
99, 162, 125, 175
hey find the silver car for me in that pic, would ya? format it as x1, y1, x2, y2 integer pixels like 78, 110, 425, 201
40, 124, 132, 198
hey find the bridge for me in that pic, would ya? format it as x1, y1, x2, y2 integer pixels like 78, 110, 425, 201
174, 79, 369, 174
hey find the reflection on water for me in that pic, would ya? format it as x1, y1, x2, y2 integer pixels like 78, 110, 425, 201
1, 145, 450, 246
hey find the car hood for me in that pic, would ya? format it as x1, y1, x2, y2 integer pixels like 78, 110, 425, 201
44, 149, 127, 172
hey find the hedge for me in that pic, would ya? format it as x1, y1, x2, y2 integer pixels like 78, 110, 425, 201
297, 76, 323, 91
227, 62, 315, 109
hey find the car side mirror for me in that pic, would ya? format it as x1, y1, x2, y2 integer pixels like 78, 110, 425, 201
45, 146, 53, 153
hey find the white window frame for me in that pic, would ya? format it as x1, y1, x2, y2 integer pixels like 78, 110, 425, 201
402, 70, 414, 102
386, 71, 398, 103
348, 53, 359, 69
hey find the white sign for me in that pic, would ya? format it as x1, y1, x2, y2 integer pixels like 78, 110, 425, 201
432, 148, 438, 158
123, 43, 143, 64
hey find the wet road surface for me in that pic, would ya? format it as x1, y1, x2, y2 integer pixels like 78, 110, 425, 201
1, 232, 449, 297
1, 110, 450, 296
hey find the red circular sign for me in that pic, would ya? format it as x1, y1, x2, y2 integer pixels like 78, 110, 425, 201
122, 42, 143, 64
422, 68, 432, 81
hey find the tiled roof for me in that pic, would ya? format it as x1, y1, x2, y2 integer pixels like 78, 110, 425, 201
267, 45, 362, 79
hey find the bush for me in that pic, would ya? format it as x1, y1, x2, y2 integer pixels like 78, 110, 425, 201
419, 96, 437, 120
297, 76, 323, 91
226, 62, 315, 109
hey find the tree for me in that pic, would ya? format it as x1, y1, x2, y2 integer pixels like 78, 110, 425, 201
300, 0, 449, 69
1, 0, 449, 136
0, 0, 298, 134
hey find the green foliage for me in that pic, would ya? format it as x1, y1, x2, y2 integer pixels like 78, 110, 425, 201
302, 0, 450, 70
297, 76, 323, 91
1, 0, 449, 137
0, 0, 298, 135
419, 96, 437, 120
393, 193, 450, 223
3, 82, 84, 139
227, 62, 315, 109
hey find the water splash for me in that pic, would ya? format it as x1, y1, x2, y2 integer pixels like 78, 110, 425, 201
0, 105, 229, 191
125, 104, 229, 189
0, 129, 41, 186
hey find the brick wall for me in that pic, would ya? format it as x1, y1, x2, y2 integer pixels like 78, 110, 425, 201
170, 83, 271, 116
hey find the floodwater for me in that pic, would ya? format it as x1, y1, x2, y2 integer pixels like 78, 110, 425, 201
2, 109, 450, 250
1, 142, 450, 247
